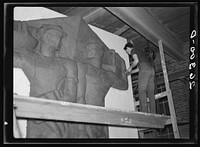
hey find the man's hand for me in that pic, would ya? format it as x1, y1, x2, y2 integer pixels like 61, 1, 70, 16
127, 67, 132, 73
123, 66, 139, 76
124, 69, 132, 76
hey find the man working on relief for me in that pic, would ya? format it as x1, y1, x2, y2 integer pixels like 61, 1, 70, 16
123, 41, 156, 114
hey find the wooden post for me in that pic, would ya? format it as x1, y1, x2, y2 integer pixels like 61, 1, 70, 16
13, 109, 22, 138
158, 40, 180, 138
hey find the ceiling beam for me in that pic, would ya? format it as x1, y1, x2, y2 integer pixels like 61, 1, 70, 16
83, 7, 105, 22
61, 7, 105, 23
113, 25, 130, 35
105, 7, 185, 61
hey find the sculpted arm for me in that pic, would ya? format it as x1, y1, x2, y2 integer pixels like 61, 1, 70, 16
109, 72, 128, 90
109, 55, 128, 90
61, 59, 79, 102
14, 51, 35, 80
14, 20, 38, 51
14, 51, 24, 68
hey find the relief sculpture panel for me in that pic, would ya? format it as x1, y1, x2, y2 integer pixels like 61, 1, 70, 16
14, 16, 128, 138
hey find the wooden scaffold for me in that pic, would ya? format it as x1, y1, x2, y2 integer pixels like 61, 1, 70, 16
13, 40, 179, 138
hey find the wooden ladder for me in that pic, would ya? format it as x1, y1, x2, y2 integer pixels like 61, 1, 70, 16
157, 40, 180, 138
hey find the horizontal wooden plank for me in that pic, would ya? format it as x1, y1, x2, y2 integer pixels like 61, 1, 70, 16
135, 91, 168, 106
131, 68, 188, 85
14, 95, 171, 129
156, 69, 189, 84
155, 91, 168, 99
113, 25, 130, 35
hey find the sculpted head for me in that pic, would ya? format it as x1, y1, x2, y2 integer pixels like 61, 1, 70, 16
83, 41, 104, 68
36, 24, 67, 51
85, 42, 103, 59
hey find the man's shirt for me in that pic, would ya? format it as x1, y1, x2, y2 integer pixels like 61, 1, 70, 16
131, 48, 153, 68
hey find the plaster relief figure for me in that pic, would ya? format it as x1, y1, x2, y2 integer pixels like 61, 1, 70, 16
14, 17, 128, 138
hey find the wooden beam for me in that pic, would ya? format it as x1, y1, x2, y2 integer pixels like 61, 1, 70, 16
105, 7, 185, 61
135, 91, 168, 106
83, 8, 105, 22
156, 68, 189, 84
14, 95, 171, 129
113, 25, 130, 35
131, 68, 188, 85
61, 7, 105, 23
138, 116, 189, 132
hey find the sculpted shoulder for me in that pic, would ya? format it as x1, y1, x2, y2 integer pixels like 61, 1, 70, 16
14, 49, 37, 62
58, 56, 76, 65
58, 56, 78, 73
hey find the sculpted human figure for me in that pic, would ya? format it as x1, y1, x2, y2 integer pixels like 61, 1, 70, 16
14, 20, 128, 138
66, 40, 128, 138
14, 23, 80, 138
